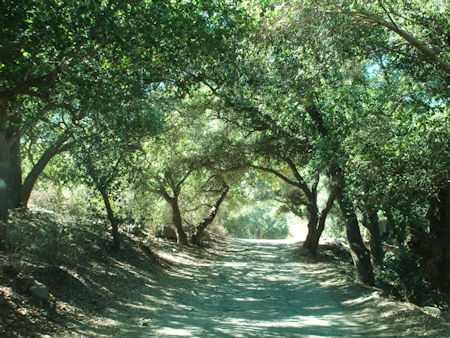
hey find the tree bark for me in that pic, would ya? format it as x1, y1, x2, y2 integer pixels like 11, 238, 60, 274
427, 185, 450, 239
20, 134, 69, 207
0, 99, 9, 248
302, 207, 320, 255
0, 132, 22, 248
336, 180, 375, 285
365, 208, 383, 267
168, 196, 189, 245
191, 185, 229, 245
20, 145, 60, 207
306, 102, 374, 285
303, 186, 337, 256
6, 139, 22, 209
255, 162, 335, 256
99, 188, 120, 250
153, 188, 189, 245
0, 132, 8, 249
426, 185, 450, 294
409, 185, 450, 295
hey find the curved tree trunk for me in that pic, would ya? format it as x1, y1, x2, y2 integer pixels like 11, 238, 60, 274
366, 208, 383, 267
99, 188, 120, 250
337, 187, 375, 285
191, 185, 229, 245
20, 134, 70, 207
307, 102, 374, 285
303, 210, 320, 255
169, 197, 189, 245
156, 189, 189, 245
302, 182, 337, 256
20, 147, 60, 207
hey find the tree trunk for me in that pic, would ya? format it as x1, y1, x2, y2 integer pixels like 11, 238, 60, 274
20, 134, 69, 207
0, 132, 8, 249
337, 188, 375, 285
99, 188, 120, 250
169, 197, 189, 245
0, 99, 9, 248
303, 210, 320, 255
6, 139, 22, 209
306, 101, 374, 285
0, 130, 22, 249
366, 208, 383, 267
428, 185, 450, 239
191, 185, 229, 245
303, 187, 337, 256
427, 185, 450, 294
0, 136, 22, 248
20, 146, 63, 207
409, 185, 450, 295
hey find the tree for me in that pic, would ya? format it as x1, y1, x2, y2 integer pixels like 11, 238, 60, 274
53, 89, 164, 249
0, 0, 133, 226
272, 0, 449, 286
139, 104, 230, 245
199, 1, 377, 284
190, 176, 229, 245
322, 0, 450, 77
0, 0, 246, 247
221, 197, 290, 240
252, 157, 337, 256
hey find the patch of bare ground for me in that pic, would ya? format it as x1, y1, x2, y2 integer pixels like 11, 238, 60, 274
295, 240, 450, 336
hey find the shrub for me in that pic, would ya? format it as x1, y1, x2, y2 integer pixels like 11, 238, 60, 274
6, 208, 110, 267
381, 248, 432, 305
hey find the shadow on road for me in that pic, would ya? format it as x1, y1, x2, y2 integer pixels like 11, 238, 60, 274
74, 239, 447, 337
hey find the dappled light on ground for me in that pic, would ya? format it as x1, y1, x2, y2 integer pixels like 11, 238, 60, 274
70, 238, 449, 337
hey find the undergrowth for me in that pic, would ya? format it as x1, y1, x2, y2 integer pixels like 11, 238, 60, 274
377, 248, 449, 309
6, 208, 111, 267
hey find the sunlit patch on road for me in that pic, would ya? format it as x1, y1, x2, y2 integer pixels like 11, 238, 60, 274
79, 238, 447, 337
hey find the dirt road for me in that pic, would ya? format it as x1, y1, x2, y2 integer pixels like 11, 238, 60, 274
76, 238, 448, 337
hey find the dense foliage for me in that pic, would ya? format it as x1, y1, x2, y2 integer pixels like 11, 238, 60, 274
222, 203, 290, 240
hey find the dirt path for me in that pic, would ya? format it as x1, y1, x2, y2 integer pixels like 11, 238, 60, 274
72, 238, 448, 337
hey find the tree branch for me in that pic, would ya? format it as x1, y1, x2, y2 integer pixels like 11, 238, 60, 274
329, 7, 450, 74
251, 165, 302, 189
149, 187, 172, 202
175, 167, 193, 195
377, 0, 400, 31
285, 158, 313, 199
0, 0, 131, 100
0, 59, 71, 100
